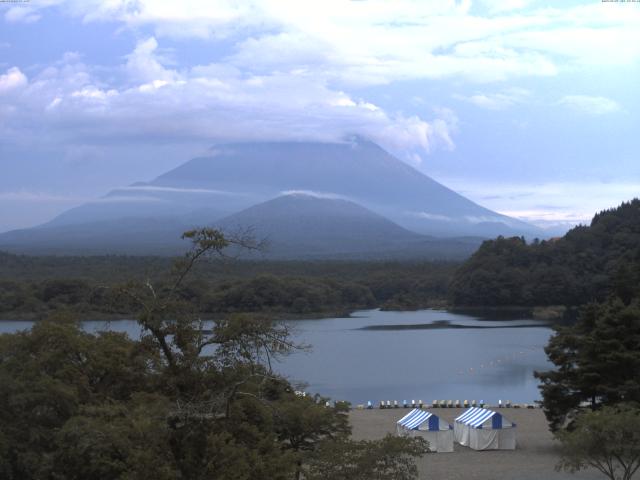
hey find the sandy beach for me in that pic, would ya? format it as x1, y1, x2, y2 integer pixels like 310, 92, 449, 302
349, 408, 602, 480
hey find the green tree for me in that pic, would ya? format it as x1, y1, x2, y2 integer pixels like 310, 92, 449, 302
304, 435, 429, 480
556, 405, 640, 480
536, 298, 640, 431
0, 315, 156, 479
274, 393, 351, 479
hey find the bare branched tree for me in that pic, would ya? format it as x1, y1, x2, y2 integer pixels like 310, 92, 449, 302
117, 227, 297, 419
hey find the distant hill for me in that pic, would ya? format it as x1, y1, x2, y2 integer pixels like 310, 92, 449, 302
0, 217, 196, 255
216, 194, 482, 259
0, 138, 542, 256
449, 199, 640, 306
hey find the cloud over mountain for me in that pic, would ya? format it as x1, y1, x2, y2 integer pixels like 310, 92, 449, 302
0, 0, 638, 233
0, 36, 456, 163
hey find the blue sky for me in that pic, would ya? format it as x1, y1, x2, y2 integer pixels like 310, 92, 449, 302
0, 0, 639, 233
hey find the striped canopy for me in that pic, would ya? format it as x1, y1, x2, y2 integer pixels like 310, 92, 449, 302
455, 407, 503, 429
397, 409, 439, 431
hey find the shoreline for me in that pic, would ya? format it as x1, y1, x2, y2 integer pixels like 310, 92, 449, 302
0, 304, 566, 323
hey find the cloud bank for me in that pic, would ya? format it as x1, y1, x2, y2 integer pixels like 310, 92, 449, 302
2, 0, 638, 157
0, 35, 456, 161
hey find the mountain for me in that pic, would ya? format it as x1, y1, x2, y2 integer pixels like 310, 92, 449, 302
0, 138, 541, 256
149, 138, 538, 237
0, 194, 483, 258
216, 193, 482, 259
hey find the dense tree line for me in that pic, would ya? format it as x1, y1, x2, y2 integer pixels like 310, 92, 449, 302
450, 199, 640, 307
0, 257, 455, 319
0, 252, 456, 284
0, 276, 376, 319
0, 229, 428, 479
521, 201, 640, 477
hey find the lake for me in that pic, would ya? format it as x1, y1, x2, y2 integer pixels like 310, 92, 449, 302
0, 309, 553, 405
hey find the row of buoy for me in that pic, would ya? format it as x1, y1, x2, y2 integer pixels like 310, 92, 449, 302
295, 392, 538, 410
356, 399, 537, 410
376, 399, 486, 409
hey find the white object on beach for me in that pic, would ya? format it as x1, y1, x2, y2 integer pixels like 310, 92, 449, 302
454, 407, 516, 450
397, 409, 454, 453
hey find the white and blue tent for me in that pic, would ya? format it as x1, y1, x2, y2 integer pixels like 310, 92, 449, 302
396, 409, 454, 452
454, 407, 516, 450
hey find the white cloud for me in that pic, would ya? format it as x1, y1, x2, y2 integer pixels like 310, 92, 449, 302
497, 209, 585, 223
478, 0, 535, 14
0, 67, 27, 94
4, 6, 41, 23
71, 86, 118, 101
0, 40, 456, 159
89, 195, 166, 204
464, 215, 506, 224
125, 37, 179, 83
454, 88, 530, 110
121, 185, 240, 196
15, 1, 640, 85
280, 190, 350, 201
412, 212, 453, 222
559, 95, 621, 115
441, 179, 640, 229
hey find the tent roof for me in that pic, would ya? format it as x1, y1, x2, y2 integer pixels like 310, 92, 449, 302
397, 409, 440, 430
455, 407, 499, 428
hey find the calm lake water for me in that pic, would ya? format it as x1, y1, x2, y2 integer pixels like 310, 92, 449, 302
0, 309, 553, 405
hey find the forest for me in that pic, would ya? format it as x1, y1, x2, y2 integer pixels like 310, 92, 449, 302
3, 200, 640, 321
449, 199, 640, 307
0, 254, 455, 319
